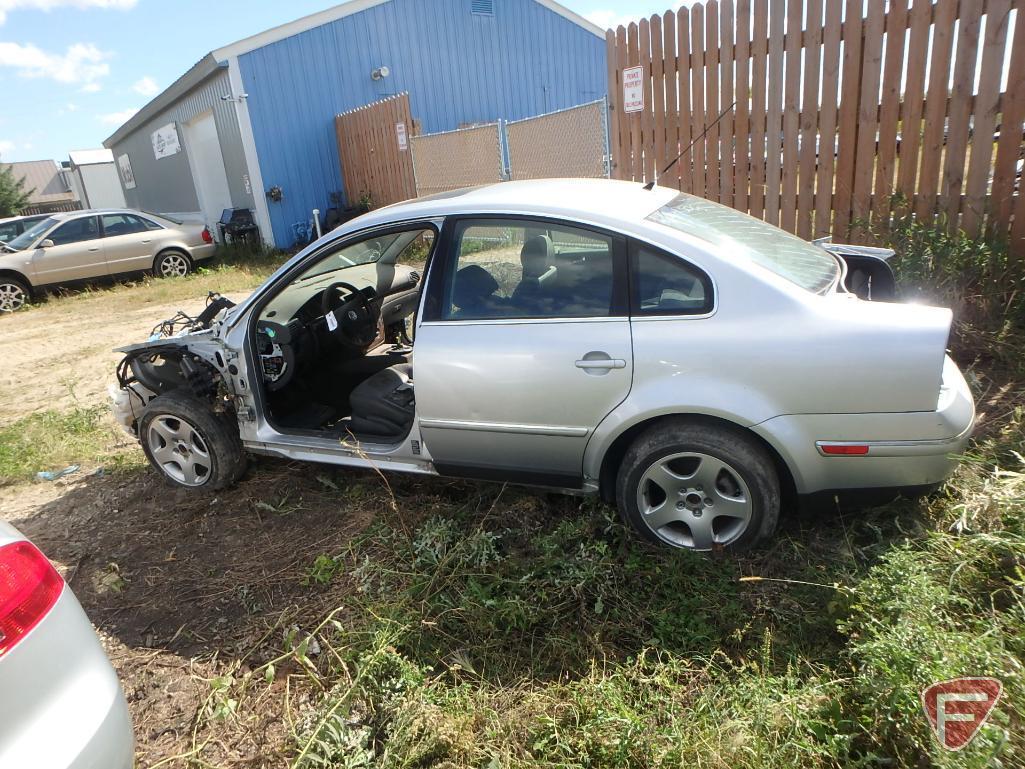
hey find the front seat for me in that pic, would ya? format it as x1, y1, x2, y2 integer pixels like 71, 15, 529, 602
451, 264, 503, 318
348, 364, 414, 439
511, 234, 553, 308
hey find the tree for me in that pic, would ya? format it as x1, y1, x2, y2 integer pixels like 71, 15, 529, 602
0, 159, 34, 218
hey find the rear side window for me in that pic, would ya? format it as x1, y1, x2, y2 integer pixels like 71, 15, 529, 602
647, 194, 840, 293
631, 243, 713, 316
101, 214, 149, 237
49, 216, 99, 246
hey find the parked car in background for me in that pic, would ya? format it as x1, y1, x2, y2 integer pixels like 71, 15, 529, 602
0, 521, 134, 768
0, 214, 49, 243
113, 179, 974, 554
0, 209, 216, 312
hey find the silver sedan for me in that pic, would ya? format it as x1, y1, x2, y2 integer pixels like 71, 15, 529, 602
0, 209, 217, 312
114, 179, 975, 553
0, 521, 133, 768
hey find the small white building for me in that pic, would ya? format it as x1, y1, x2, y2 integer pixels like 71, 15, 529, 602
66, 149, 127, 210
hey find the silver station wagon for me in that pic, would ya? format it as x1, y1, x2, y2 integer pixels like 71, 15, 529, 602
113, 180, 975, 552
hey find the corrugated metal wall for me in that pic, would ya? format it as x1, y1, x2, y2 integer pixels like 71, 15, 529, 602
107, 68, 255, 219
239, 0, 606, 247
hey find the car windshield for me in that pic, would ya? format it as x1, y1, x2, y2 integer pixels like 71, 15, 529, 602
297, 231, 414, 282
6, 216, 57, 251
647, 194, 840, 294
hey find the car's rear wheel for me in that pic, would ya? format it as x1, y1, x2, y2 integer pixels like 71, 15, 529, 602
154, 250, 192, 278
616, 419, 780, 553
139, 391, 246, 490
0, 276, 30, 313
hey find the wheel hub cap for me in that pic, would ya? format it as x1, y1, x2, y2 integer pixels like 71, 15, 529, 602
636, 451, 753, 551
146, 414, 211, 487
0, 282, 26, 312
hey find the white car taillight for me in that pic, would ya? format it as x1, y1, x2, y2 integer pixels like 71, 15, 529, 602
0, 541, 63, 657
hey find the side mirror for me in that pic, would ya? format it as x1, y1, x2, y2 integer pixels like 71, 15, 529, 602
38, 239, 54, 249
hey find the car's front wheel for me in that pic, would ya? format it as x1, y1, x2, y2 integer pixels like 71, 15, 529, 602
616, 419, 780, 553
153, 250, 193, 278
0, 276, 31, 313
139, 391, 246, 490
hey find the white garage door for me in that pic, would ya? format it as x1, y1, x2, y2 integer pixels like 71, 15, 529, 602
184, 110, 232, 240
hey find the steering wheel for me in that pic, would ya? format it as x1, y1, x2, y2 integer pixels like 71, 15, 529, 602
321, 281, 380, 351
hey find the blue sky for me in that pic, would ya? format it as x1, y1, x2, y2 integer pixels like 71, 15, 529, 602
0, 0, 687, 163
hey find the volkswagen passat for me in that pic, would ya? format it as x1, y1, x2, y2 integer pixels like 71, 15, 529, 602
112, 180, 974, 552
0, 209, 215, 312
0, 521, 133, 767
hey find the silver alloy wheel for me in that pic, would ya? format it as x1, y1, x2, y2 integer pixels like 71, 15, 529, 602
158, 252, 190, 278
146, 414, 212, 487
0, 281, 27, 312
635, 451, 753, 550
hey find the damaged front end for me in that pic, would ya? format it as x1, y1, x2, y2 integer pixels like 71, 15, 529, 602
112, 293, 239, 437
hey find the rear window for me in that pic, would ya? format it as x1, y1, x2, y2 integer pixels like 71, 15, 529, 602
647, 194, 840, 293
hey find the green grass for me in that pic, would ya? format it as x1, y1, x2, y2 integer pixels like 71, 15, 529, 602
0, 406, 141, 484
23, 243, 288, 313
236, 399, 1021, 769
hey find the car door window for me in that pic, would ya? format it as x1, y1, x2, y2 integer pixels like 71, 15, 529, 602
101, 214, 149, 237
630, 243, 713, 316
433, 219, 618, 320
0, 221, 19, 242
49, 217, 100, 246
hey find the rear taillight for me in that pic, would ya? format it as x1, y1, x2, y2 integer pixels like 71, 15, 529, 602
0, 541, 63, 657
201, 227, 213, 244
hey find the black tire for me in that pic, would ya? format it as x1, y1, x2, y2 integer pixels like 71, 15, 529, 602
153, 249, 193, 279
615, 419, 780, 553
139, 390, 246, 491
0, 275, 31, 313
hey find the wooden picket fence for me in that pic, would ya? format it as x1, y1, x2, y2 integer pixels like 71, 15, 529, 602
605, 0, 1025, 254
336, 93, 417, 208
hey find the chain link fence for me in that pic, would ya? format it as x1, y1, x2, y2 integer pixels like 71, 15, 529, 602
506, 99, 609, 181
410, 99, 609, 197
410, 123, 505, 197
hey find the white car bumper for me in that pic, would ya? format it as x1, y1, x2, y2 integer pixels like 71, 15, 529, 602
0, 588, 134, 769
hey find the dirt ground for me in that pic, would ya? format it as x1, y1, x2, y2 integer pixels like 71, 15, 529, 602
0, 288, 248, 422
0, 281, 375, 766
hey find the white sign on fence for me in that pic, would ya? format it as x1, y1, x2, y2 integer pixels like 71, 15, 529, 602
117, 153, 136, 190
396, 121, 408, 152
622, 65, 644, 113
151, 123, 181, 159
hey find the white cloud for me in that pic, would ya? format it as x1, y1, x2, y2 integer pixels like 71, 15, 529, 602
132, 75, 158, 97
65, 102, 78, 111
0, 0, 136, 25
0, 41, 111, 86
80, 81, 102, 93
98, 107, 138, 125
0, 140, 14, 154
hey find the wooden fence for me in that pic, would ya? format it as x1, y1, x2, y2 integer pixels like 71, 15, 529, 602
606, 0, 1025, 254
335, 93, 417, 208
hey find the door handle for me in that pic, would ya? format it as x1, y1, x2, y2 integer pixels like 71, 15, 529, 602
87, 247, 101, 252
575, 358, 626, 370
141, 239, 152, 244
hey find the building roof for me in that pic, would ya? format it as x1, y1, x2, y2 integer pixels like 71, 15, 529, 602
68, 149, 116, 167
1, 160, 75, 205
104, 0, 603, 148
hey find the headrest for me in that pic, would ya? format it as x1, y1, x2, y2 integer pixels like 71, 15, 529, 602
520, 235, 552, 278
452, 264, 500, 309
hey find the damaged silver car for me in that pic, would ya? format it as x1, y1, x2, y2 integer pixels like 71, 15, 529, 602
113, 180, 974, 553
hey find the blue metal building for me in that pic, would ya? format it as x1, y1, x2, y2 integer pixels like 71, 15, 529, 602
105, 0, 607, 248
